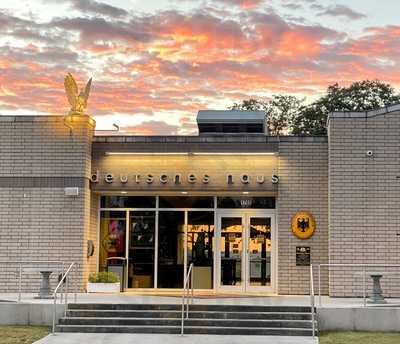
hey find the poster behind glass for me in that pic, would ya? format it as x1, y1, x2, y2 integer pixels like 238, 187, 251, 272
128, 211, 155, 288
99, 211, 126, 271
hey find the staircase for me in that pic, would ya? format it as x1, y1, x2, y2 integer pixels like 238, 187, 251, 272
57, 303, 316, 336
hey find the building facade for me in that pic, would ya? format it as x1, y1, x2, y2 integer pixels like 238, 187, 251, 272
1, 105, 399, 296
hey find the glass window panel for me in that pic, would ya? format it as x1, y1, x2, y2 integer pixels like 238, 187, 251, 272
99, 211, 126, 272
101, 196, 156, 208
159, 196, 214, 208
128, 211, 155, 288
157, 211, 185, 288
249, 217, 271, 286
187, 212, 214, 289
217, 197, 275, 209
220, 217, 243, 286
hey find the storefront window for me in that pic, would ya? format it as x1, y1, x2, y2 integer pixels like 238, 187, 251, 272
101, 196, 156, 208
98, 196, 274, 291
128, 211, 155, 288
217, 197, 275, 209
187, 212, 214, 289
159, 196, 214, 208
99, 211, 126, 271
157, 211, 185, 288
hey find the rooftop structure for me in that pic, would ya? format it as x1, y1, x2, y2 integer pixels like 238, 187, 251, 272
196, 110, 266, 135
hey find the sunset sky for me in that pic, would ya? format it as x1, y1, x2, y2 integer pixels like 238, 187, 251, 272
0, 0, 399, 134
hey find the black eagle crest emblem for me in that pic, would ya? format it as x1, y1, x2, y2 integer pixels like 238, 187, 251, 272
297, 217, 310, 232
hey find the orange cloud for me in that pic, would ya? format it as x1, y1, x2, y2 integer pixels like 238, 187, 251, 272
277, 31, 321, 57
0, 9, 399, 134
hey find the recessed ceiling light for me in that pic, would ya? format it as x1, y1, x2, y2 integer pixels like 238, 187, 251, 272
181, 191, 188, 195
105, 152, 277, 156
121, 191, 127, 194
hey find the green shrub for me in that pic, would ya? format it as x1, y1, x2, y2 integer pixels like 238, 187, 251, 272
88, 271, 119, 283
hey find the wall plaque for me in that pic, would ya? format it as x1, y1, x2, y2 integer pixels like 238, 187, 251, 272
296, 246, 311, 266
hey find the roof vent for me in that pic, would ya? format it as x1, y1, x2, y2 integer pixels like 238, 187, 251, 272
196, 110, 266, 135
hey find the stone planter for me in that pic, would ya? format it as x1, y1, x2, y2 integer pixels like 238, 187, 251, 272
87, 282, 120, 293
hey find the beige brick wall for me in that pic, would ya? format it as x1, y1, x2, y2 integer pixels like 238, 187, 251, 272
329, 111, 400, 297
0, 115, 95, 292
85, 193, 99, 281
8, 109, 399, 298
0, 116, 93, 178
277, 138, 329, 295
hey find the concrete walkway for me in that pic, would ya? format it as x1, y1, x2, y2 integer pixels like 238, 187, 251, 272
2, 292, 400, 308
34, 333, 318, 344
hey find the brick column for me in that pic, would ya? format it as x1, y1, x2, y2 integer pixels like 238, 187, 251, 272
0, 115, 95, 292
277, 137, 329, 295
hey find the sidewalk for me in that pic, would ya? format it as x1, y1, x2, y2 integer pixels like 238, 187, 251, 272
34, 333, 318, 344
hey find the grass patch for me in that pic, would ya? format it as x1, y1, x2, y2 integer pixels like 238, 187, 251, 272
0, 326, 49, 344
320, 331, 400, 344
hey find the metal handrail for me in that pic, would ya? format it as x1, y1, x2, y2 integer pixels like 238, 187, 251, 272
52, 262, 77, 334
0, 261, 65, 302
315, 264, 400, 307
309, 264, 316, 339
181, 263, 194, 336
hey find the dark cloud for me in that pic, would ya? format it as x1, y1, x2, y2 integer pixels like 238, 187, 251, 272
318, 5, 366, 20
52, 16, 154, 45
310, 4, 325, 11
54, 0, 128, 17
280, 1, 303, 10
0, 11, 60, 44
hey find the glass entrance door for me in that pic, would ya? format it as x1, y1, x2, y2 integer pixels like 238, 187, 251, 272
218, 215, 245, 291
247, 215, 273, 291
216, 211, 275, 293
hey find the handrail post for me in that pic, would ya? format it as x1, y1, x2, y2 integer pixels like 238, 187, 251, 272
18, 263, 22, 302
186, 267, 190, 319
181, 263, 193, 336
61, 263, 65, 304
52, 294, 57, 334
52, 262, 75, 335
310, 264, 315, 339
363, 266, 366, 307
318, 264, 321, 307
181, 291, 185, 335
65, 272, 69, 316
181, 277, 186, 335
191, 268, 194, 306
74, 263, 77, 303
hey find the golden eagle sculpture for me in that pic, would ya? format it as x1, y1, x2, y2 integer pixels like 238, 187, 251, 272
64, 73, 92, 114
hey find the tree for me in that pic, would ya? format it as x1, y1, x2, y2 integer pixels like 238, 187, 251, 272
292, 80, 400, 135
230, 95, 303, 135
291, 104, 326, 136
230, 80, 400, 136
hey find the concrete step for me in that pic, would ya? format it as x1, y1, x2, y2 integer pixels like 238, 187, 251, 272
60, 303, 317, 336
56, 324, 315, 336
66, 309, 312, 320
67, 303, 312, 313
59, 317, 313, 329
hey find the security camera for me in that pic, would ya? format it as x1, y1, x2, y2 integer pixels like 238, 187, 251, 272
366, 150, 373, 157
